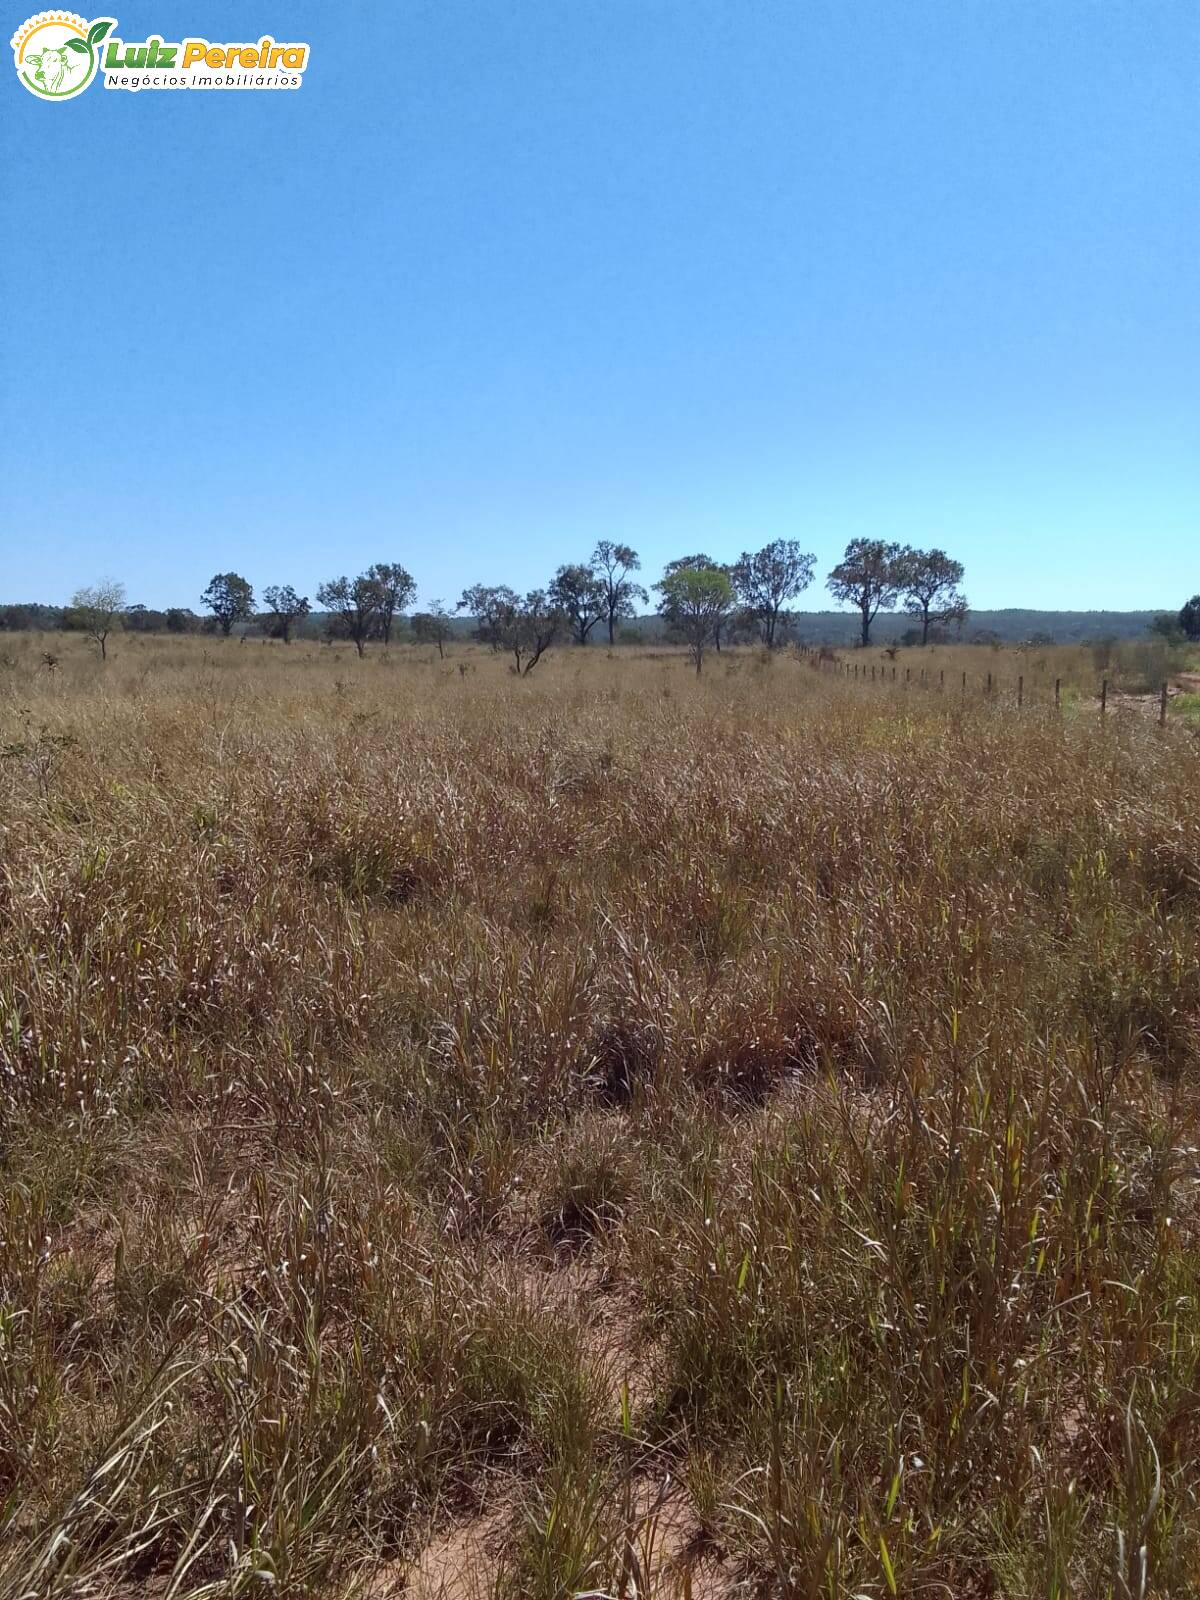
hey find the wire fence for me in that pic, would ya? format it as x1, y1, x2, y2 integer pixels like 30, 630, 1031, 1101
796, 647, 1174, 727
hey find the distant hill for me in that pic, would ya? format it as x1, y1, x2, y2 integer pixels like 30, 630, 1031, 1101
391, 607, 1164, 646
0, 603, 1167, 647
627, 608, 1164, 646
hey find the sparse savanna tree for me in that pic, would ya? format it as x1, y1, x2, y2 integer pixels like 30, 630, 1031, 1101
201, 572, 255, 637
367, 562, 417, 646
68, 578, 126, 660
458, 584, 520, 651
261, 584, 311, 644
458, 585, 564, 674
412, 601, 454, 658
731, 539, 817, 648
317, 572, 385, 657
506, 589, 566, 675
826, 539, 905, 647
592, 541, 647, 646
656, 564, 734, 674
122, 604, 159, 634
662, 554, 735, 650
1180, 595, 1200, 641
898, 547, 968, 644
548, 563, 606, 644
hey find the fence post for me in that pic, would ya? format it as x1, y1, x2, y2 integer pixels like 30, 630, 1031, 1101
1100, 678, 1107, 715
940, 669, 944, 690
987, 672, 992, 697
962, 670, 966, 694
1054, 677, 1061, 708
1160, 681, 1168, 727
1018, 674, 1023, 708
892, 665, 896, 682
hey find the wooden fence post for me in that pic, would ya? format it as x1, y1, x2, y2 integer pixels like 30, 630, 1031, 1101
1101, 678, 1107, 715
1160, 681, 1169, 727
1018, 675, 1023, 708
1054, 677, 1061, 708
987, 672, 992, 697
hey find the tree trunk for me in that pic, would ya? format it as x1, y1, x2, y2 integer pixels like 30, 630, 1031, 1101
355, 638, 365, 658
921, 609, 930, 645
608, 612, 616, 646
861, 603, 871, 647
436, 638, 444, 659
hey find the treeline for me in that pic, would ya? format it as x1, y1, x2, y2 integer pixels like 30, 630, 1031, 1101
3, 540, 970, 673
4, 546, 1195, 672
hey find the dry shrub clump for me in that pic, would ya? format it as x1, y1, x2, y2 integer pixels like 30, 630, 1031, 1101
1, 632, 1199, 1598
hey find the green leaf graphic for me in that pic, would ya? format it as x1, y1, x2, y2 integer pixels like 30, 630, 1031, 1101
87, 19, 113, 46
66, 37, 89, 52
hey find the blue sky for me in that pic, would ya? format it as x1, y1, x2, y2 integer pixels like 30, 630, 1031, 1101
1, 1, 1196, 613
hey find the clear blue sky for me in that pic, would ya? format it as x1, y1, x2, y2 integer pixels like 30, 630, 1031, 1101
2, 1, 1196, 612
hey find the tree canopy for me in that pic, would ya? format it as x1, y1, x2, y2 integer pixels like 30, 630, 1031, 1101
262, 584, 311, 644
592, 541, 647, 646
898, 548, 969, 644
732, 539, 816, 647
316, 573, 385, 656
826, 540, 906, 647
67, 579, 126, 659
656, 565, 735, 673
367, 562, 417, 645
548, 564, 606, 644
201, 572, 254, 637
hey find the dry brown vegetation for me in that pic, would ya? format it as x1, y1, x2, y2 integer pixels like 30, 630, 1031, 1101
1, 631, 1199, 1598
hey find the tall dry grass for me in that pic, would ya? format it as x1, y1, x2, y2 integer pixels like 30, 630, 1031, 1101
0, 632, 1198, 1597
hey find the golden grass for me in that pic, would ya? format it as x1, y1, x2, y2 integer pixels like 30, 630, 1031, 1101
0, 631, 1198, 1598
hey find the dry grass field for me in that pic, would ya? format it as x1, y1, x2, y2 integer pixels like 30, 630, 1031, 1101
2, 632, 1199, 1598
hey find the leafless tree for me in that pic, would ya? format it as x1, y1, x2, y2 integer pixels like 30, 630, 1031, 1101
69, 579, 126, 659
